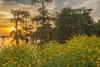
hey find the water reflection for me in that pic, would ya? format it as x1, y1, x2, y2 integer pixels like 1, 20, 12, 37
0, 37, 12, 48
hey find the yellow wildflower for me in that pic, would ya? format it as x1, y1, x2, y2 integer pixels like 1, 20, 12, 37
68, 58, 71, 60
48, 56, 51, 59
97, 64, 100, 66
95, 61, 99, 64
90, 58, 93, 61
65, 59, 67, 62
72, 52, 75, 55
14, 61, 17, 64
81, 54, 85, 57
81, 60, 85, 64
3, 64, 6, 66
66, 65, 69, 67
93, 55, 96, 58
88, 48, 92, 53
78, 51, 80, 53
66, 64, 69, 67
87, 55, 90, 58
77, 61, 80, 63
43, 59, 46, 63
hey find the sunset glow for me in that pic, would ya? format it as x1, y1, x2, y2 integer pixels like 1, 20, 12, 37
9, 26, 22, 31
0, 26, 22, 36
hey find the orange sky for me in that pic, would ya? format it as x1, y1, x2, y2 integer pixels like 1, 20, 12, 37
0, 27, 10, 36
0, 25, 23, 36
0, 20, 15, 36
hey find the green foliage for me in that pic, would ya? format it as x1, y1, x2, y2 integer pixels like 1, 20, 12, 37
11, 10, 30, 44
31, 8, 54, 43
94, 20, 100, 36
0, 45, 37, 67
53, 7, 94, 43
0, 35, 100, 67
31, 0, 54, 43
10, 29, 25, 43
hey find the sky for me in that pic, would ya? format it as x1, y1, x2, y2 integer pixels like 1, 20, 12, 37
0, 0, 100, 36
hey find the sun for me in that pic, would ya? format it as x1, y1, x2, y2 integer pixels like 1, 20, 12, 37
9, 27, 16, 31
6, 26, 22, 32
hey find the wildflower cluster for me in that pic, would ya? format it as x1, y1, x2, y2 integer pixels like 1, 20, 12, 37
0, 35, 100, 67
38, 35, 100, 67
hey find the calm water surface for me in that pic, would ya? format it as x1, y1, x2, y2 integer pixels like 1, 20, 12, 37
0, 37, 12, 47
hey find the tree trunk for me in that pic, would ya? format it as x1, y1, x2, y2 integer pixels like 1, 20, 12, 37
42, 0, 46, 43
15, 21, 19, 45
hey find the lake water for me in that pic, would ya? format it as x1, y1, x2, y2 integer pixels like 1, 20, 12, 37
0, 37, 12, 48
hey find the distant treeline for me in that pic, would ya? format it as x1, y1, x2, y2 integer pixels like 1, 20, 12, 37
10, 6, 100, 44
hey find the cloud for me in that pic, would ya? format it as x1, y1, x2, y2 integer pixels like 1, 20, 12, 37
0, 11, 11, 26
64, 1, 69, 6
73, 0, 99, 8
0, 0, 4, 4
0, 11, 11, 18
4, 0, 31, 5
0, 1, 38, 13
0, 0, 58, 27
0, 0, 57, 16
91, 1, 100, 21
0, 0, 100, 23
0, 1, 38, 27
0, 0, 40, 23
54, 0, 67, 10
46, 0, 57, 12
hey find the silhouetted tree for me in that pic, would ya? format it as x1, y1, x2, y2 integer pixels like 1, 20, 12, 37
11, 10, 30, 44
10, 29, 25, 44
31, 0, 54, 43
11, 10, 23, 44
31, 8, 53, 43
21, 10, 30, 43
